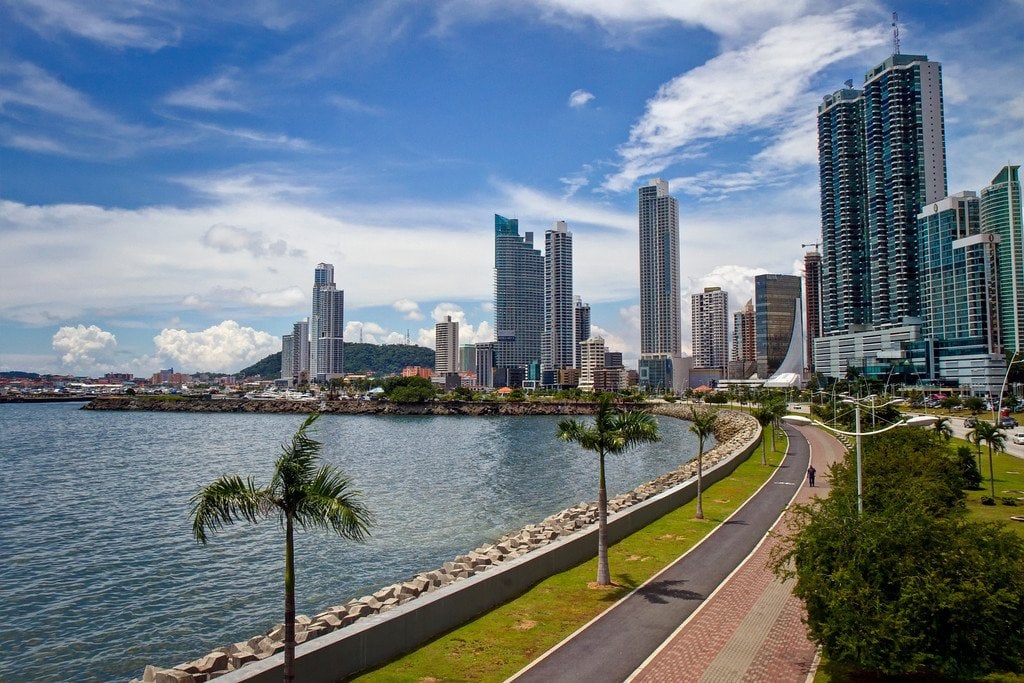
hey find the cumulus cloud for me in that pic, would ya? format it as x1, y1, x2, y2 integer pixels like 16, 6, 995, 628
568, 89, 595, 108
604, 10, 884, 191
152, 321, 278, 372
52, 324, 118, 370
201, 223, 306, 258
392, 298, 424, 320
181, 287, 305, 311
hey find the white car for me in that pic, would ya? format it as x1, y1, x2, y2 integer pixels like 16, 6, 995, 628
1013, 432, 1024, 446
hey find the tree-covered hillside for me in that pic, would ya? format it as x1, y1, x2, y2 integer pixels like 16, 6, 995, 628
236, 343, 434, 379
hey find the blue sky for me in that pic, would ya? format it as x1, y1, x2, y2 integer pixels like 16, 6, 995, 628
2, 0, 1023, 376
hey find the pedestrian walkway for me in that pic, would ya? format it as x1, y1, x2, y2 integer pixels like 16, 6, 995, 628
628, 424, 844, 683
509, 424, 844, 683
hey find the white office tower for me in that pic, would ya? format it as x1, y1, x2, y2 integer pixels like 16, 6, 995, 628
311, 263, 344, 381
435, 315, 459, 374
638, 179, 683, 391
543, 221, 574, 375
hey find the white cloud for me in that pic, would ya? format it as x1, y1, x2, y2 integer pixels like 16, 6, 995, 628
568, 89, 594, 108
201, 223, 306, 259
152, 321, 278, 373
6, 0, 183, 50
164, 70, 246, 111
604, 10, 885, 191
52, 324, 118, 370
392, 298, 424, 320
181, 286, 305, 312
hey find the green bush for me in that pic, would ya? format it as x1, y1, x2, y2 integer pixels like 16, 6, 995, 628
1002, 497, 1019, 506
981, 496, 997, 506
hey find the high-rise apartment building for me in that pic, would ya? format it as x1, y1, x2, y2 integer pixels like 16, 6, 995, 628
543, 221, 574, 374
818, 53, 947, 332
732, 299, 756, 365
574, 296, 590, 370
804, 251, 822, 372
638, 179, 682, 390
475, 342, 496, 388
578, 335, 606, 392
755, 274, 803, 379
818, 87, 869, 335
281, 334, 293, 382
691, 287, 728, 373
435, 315, 459, 374
981, 165, 1024, 353
292, 319, 310, 381
494, 215, 543, 373
310, 263, 344, 381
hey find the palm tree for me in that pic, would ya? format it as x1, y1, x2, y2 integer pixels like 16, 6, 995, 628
190, 413, 372, 682
557, 393, 660, 586
751, 405, 774, 465
969, 419, 1006, 498
686, 405, 719, 521
931, 415, 953, 441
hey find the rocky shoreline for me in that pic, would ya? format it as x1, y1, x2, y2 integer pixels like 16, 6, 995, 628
84, 396, 634, 416
137, 404, 759, 683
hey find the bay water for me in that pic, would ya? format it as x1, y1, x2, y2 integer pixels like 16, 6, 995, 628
0, 402, 698, 682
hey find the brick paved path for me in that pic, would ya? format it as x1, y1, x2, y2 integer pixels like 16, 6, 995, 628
628, 425, 845, 683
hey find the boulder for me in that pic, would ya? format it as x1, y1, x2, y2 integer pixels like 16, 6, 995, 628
142, 667, 194, 683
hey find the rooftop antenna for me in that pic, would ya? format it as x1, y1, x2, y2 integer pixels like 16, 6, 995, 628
359, 323, 363, 344
891, 11, 901, 55
845, 78, 854, 89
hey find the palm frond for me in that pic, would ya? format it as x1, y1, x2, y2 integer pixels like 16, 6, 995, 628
189, 475, 269, 544
296, 465, 373, 541
271, 413, 323, 501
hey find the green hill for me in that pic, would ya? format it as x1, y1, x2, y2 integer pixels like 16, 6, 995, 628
236, 343, 434, 379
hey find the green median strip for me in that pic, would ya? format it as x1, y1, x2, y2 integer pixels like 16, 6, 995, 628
354, 427, 789, 683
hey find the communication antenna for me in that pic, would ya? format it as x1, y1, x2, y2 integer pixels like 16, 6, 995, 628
406, 329, 411, 345
359, 323, 363, 344
891, 11, 901, 55
845, 79, 854, 89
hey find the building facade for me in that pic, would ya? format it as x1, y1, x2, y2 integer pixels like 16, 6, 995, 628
638, 179, 683, 390
494, 214, 544, 371
981, 165, 1024, 353
691, 287, 728, 373
543, 221, 574, 374
755, 274, 803, 379
804, 250, 822, 372
578, 335, 606, 392
574, 296, 591, 370
435, 315, 459, 374
310, 263, 344, 381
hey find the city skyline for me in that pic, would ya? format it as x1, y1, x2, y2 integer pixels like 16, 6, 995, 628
2, 3, 1023, 376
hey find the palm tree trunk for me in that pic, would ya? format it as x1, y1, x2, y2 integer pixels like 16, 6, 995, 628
761, 435, 767, 466
596, 449, 610, 586
284, 514, 296, 683
695, 446, 704, 520
989, 445, 996, 499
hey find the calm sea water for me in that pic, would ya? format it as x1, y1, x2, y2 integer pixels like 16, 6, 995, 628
0, 402, 698, 682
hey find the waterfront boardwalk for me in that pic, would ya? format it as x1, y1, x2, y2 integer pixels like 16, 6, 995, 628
510, 424, 845, 683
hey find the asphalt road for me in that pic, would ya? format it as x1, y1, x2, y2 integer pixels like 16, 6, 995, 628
509, 425, 810, 683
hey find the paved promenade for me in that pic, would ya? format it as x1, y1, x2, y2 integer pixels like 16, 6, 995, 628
510, 424, 845, 683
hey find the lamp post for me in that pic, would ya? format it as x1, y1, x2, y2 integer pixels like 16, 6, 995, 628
783, 402, 933, 514
993, 351, 1024, 425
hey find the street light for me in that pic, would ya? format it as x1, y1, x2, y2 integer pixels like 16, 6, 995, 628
783, 401, 935, 514
993, 351, 1024, 425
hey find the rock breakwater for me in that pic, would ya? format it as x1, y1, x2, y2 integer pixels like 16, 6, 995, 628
138, 406, 758, 683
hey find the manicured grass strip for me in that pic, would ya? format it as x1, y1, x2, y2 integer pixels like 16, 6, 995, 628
354, 427, 789, 683
951, 437, 1024, 536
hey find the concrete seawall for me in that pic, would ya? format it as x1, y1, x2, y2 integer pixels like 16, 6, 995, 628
140, 405, 761, 683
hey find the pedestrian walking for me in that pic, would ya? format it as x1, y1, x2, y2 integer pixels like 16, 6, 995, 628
807, 465, 816, 487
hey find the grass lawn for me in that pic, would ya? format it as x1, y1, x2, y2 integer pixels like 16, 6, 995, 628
353, 426, 789, 683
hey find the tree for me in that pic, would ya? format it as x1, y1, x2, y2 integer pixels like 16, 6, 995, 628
751, 405, 774, 465
969, 419, 1006, 498
686, 405, 719, 520
189, 414, 372, 682
931, 415, 953, 441
774, 430, 1024, 679
954, 445, 983, 490
557, 394, 660, 585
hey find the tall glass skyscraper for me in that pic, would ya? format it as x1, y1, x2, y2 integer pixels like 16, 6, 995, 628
574, 296, 590, 371
981, 165, 1024, 353
818, 53, 947, 332
638, 179, 682, 390
494, 214, 543, 371
542, 221, 574, 374
755, 274, 803, 379
310, 263, 344, 381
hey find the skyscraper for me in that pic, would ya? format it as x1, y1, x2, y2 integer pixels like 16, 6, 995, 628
435, 315, 459, 374
818, 86, 869, 335
981, 165, 1024, 353
803, 250, 822, 372
691, 287, 728, 373
732, 299, 756, 365
818, 53, 947, 333
863, 53, 947, 325
281, 334, 293, 381
574, 296, 590, 370
755, 274, 803, 379
292, 319, 310, 381
494, 214, 544, 373
543, 221, 574, 374
311, 263, 344, 381
638, 179, 682, 390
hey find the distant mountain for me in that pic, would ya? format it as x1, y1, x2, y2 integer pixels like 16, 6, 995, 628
237, 352, 282, 379
0, 371, 42, 379
236, 343, 435, 379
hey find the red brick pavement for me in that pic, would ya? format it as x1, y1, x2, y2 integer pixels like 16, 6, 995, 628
628, 426, 844, 683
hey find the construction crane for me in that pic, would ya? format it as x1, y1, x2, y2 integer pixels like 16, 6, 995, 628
801, 242, 821, 253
